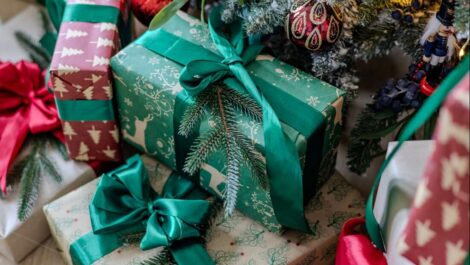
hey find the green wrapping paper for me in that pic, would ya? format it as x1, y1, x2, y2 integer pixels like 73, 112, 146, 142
111, 11, 345, 233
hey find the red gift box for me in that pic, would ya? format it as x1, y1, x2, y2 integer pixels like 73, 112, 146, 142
49, 0, 129, 161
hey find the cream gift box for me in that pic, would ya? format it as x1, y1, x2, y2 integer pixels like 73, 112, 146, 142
0, 146, 96, 264
44, 155, 364, 265
373, 140, 434, 265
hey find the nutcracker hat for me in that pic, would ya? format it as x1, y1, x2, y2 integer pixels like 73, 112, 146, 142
436, 0, 455, 26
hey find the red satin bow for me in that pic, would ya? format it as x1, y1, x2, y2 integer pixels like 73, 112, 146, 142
335, 218, 388, 265
0, 61, 62, 193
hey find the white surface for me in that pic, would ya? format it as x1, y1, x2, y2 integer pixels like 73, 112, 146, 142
373, 140, 434, 224
0, 5, 45, 62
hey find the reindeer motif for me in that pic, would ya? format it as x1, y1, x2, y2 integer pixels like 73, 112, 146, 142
201, 163, 226, 198
122, 114, 154, 153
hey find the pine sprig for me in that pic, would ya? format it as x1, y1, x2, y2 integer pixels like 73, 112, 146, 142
179, 84, 265, 216
141, 248, 177, 265
346, 106, 400, 175
179, 89, 213, 137
224, 88, 262, 121
17, 152, 42, 221
14, 31, 51, 70
7, 134, 66, 221
184, 128, 225, 175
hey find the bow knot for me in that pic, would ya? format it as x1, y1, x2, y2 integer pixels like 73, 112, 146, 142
222, 55, 243, 66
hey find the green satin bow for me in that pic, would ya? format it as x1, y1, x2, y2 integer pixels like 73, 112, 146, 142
69, 155, 215, 265
174, 6, 311, 233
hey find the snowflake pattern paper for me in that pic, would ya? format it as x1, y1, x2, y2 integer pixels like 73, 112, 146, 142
399, 73, 469, 265
49, 0, 128, 161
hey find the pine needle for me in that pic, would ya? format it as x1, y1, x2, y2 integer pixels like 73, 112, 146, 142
179, 89, 213, 137
18, 152, 42, 221
224, 88, 262, 122
184, 129, 225, 175
14, 31, 51, 70
140, 248, 176, 265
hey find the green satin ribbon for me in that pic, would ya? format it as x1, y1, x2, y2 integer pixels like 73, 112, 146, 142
62, 4, 119, 24
69, 155, 215, 265
55, 99, 115, 121
139, 7, 316, 232
365, 55, 470, 252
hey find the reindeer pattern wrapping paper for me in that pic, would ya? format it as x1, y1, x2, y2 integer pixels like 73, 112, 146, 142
49, 0, 130, 161
44, 155, 364, 265
111, 11, 345, 233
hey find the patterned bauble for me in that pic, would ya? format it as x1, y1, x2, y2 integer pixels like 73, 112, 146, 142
131, 0, 173, 26
285, 0, 343, 51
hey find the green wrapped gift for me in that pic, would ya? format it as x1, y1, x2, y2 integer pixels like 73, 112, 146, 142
111, 11, 345, 233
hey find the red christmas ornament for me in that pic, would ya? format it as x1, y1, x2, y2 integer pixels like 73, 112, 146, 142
285, 0, 343, 51
131, 0, 173, 26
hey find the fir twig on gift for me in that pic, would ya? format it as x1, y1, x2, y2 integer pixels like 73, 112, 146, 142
3, 134, 68, 221
179, 84, 266, 216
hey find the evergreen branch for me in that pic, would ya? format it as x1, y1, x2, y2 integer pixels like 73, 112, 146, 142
39, 153, 62, 183
18, 152, 42, 221
183, 129, 225, 175
223, 88, 262, 122
14, 31, 51, 70
216, 86, 241, 216
230, 124, 267, 189
223, 137, 241, 216
346, 105, 399, 175
49, 136, 69, 160
179, 89, 213, 137
140, 248, 177, 265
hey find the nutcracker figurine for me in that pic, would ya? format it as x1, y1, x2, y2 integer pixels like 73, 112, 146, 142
419, 0, 458, 95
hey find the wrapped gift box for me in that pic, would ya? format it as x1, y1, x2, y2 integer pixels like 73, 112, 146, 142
0, 145, 96, 264
49, 0, 131, 162
111, 11, 345, 232
372, 140, 434, 265
44, 155, 363, 265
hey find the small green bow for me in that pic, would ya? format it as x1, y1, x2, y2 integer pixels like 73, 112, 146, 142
70, 155, 215, 265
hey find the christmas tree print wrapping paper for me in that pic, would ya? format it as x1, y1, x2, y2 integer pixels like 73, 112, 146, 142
49, 0, 131, 162
399, 73, 469, 265
111, 11, 345, 233
43, 155, 364, 265
0, 146, 96, 263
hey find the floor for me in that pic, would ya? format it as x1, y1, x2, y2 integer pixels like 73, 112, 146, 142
0, 0, 410, 264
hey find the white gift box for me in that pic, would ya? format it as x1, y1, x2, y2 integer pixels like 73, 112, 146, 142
0, 146, 96, 264
373, 140, 434, 265
44, 155, 365, 265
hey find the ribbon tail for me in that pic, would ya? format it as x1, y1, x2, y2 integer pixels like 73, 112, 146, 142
171, 239, 215, 265
0, 111, 29, 193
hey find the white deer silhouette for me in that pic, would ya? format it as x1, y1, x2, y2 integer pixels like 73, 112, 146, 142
123, 114, 154, 153
201, 163, 225, 197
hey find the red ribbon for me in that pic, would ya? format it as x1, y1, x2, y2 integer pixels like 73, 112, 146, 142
0, 61, 62, 193
335, 218, 388, 265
